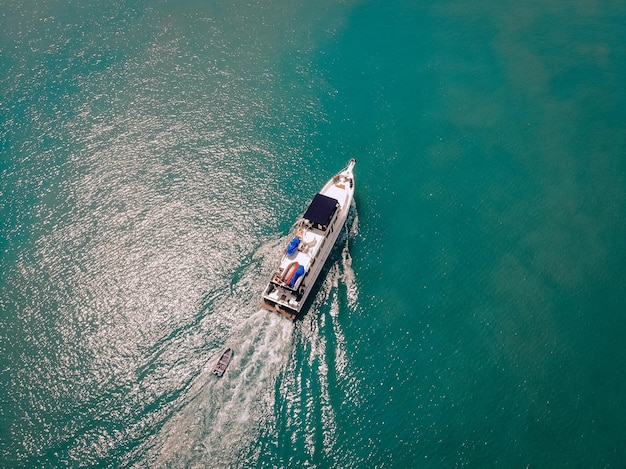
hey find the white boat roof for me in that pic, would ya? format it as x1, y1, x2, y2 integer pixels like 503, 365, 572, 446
322, 184, 349, 207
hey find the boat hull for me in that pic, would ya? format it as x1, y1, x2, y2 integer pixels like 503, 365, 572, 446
261, 160, 355, 320
213, 348, 232, 376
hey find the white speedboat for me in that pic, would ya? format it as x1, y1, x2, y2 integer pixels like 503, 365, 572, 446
261, 159, 356, 320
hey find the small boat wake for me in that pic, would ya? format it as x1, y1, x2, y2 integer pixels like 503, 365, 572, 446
139, 209, 358, 468
144, 309, 294, 468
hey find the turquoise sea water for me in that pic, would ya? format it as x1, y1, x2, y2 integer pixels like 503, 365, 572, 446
2, 0, 626, 467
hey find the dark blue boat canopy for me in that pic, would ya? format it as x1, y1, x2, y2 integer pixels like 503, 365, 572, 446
303, 193, 339, 231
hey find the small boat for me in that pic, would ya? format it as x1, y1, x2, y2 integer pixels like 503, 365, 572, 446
261, 159, 356, 320
212, 348, 232, 377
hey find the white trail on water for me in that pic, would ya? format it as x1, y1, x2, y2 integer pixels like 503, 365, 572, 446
146, 309, 293, 468
143, 209, 358, 468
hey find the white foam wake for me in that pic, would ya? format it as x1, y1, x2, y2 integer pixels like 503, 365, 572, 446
143, 309, 293, 468
268, 208, 360, 464
140, 212, 358, 468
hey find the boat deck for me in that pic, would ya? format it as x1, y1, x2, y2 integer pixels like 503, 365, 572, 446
272, 229, 323, 284
261, 159, 355, 318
